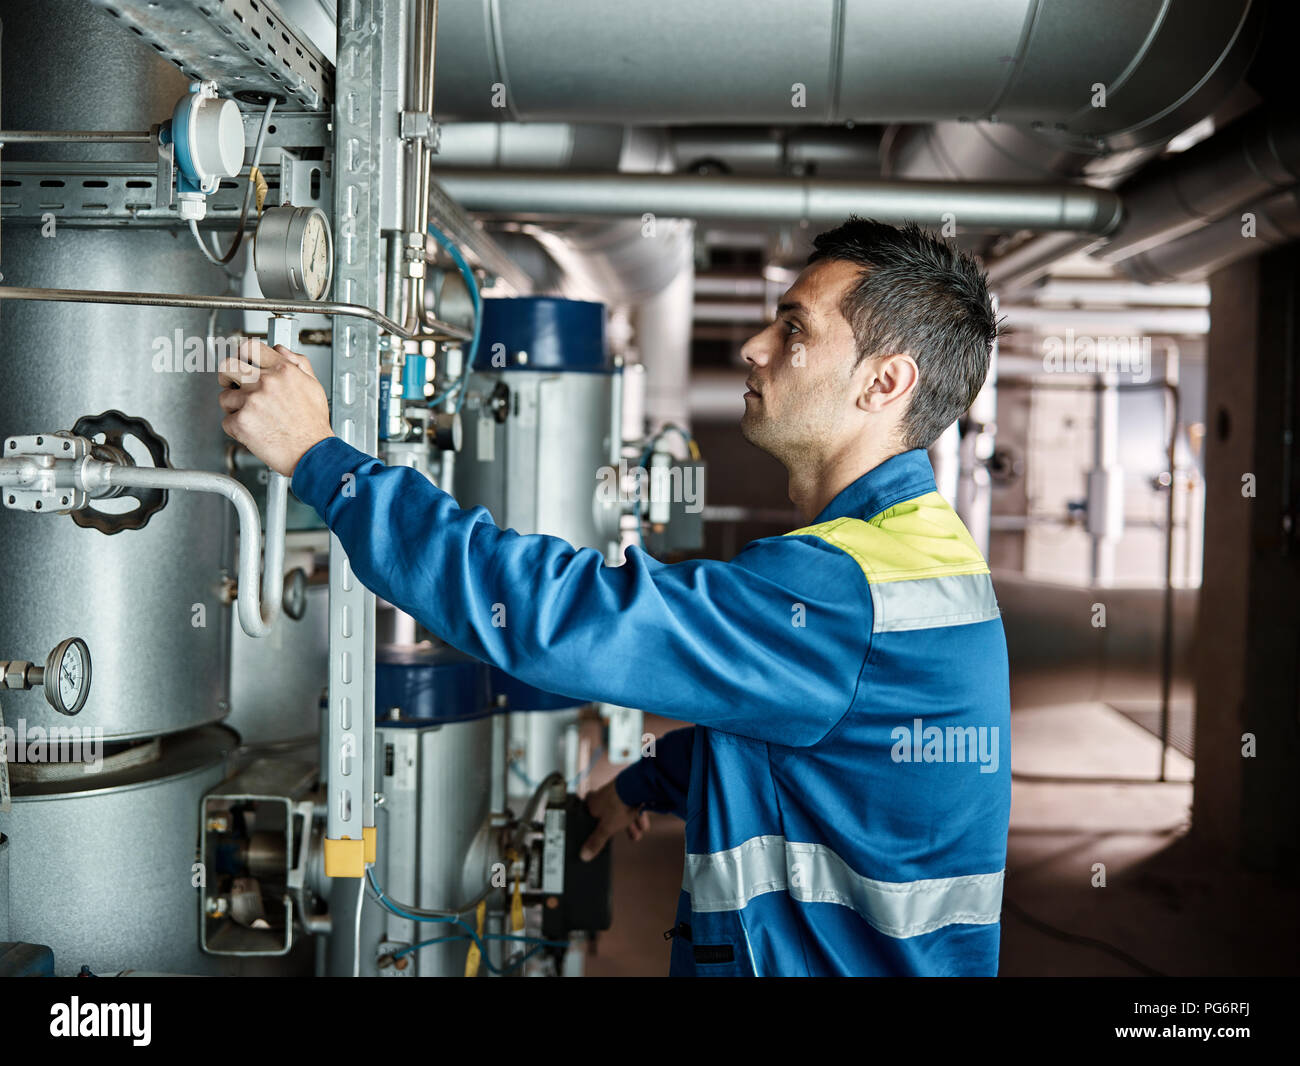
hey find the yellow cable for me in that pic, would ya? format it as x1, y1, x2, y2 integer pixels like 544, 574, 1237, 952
249, 165, 269, 216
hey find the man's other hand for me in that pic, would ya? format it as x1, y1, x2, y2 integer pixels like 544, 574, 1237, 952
217, 339, 333, 478
579, 778, 650, 862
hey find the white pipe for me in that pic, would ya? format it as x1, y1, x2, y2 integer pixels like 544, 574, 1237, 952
80, 461, 288, 638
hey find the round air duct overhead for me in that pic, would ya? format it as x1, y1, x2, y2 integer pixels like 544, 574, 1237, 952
432, 0, 1262, 151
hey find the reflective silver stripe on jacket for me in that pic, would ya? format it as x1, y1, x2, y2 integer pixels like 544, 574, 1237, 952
683, 835, 1004, 939
869, 572, 1001, 634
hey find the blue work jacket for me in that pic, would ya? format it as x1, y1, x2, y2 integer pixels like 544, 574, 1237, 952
293, 437, 1011, 976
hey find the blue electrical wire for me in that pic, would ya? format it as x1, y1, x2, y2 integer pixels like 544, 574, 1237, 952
426, 221, 482, 412
366, 867, 568, 974
390, 934, 555, 975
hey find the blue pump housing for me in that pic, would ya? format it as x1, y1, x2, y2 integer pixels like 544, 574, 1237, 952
474, 297, 610, 373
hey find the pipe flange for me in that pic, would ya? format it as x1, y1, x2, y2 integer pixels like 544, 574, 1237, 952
70, 410, 171, 535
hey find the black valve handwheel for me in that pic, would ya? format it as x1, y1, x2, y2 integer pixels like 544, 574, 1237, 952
70, 410, 172, 535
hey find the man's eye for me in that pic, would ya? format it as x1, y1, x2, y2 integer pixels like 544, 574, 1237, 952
783, 320, 801, 335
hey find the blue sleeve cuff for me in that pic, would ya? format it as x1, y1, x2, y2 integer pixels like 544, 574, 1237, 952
291, 435, 372, 516
612, 726, 694, 818
614, 763, 653, 809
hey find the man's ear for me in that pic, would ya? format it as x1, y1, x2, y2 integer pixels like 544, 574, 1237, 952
856, 352, 918, 414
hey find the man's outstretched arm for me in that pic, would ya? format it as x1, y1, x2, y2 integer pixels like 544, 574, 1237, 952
293, 436, 872, 748
217, 342, 873, 749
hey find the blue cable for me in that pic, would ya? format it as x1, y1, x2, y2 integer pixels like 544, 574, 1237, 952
390, 934, 554, 975
366, 867, 568, 974
426, 222, 482, 413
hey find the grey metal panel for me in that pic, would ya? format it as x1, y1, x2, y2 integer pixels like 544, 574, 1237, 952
457, 370, 617, 551
429, 0, 820, 123
0, 227, 233, 740
0, 727, 235, 976
227, 584, 328, 745
838, 0, 1032, 122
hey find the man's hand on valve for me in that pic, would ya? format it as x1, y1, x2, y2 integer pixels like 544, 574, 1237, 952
217, 339, 334, 478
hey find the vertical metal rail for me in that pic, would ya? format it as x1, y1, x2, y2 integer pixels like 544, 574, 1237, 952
325, 0, 395, 878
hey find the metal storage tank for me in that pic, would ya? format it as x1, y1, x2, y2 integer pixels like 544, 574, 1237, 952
454, 297, 622, 803
0, 0, 249, 976
0, 0, 234, 741
0, 726, 236, 976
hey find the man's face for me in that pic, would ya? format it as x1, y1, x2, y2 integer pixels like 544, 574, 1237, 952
739, 258, 865, 463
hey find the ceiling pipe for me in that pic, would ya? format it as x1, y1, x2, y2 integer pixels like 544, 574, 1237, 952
985, 233, 1104, 292
1119, 189, 1300, 283
986, 107, 1300, 289
1095, 108, 1300, 264
433, 170, 1123, 234
432, 123, 886, 178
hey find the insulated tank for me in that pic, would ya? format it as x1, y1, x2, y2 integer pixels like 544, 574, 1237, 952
454, 297, 622, 802
0, 0, 234, 740
0, 0, 251, 976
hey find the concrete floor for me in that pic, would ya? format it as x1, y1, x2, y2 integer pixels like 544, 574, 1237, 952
577, 705, 1299, 977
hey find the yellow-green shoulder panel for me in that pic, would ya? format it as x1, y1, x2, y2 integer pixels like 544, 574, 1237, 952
786, 491, 989, 584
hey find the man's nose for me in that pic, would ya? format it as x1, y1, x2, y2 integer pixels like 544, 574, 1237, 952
740, 327, 771, 368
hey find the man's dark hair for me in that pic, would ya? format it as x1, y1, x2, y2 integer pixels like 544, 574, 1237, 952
807, 217, 998, 451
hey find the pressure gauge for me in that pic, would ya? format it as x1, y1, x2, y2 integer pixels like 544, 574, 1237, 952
254, 205, 334, 301
43, 637, 91, 717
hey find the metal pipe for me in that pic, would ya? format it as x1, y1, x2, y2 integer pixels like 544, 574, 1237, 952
986, 233, 1104, 292
1158, 368, 1180, 782
0, 129, 152, 144
991, 109, 1300, 291
80, 461, 288, 639
0, 286, 471, 343
430, 0, 1259, 140
433, 170, 1124, 235
1119, 189, 1300, 284
995, 376, 1184, 778
400, 0, 439, 336
1097, 108, 1300, 265
2, 451, 289, 639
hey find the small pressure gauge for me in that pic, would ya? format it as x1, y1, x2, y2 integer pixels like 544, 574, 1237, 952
254, 205, 334, 301
44, 637, 91, 717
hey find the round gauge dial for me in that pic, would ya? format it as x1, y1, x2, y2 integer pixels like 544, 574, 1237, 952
253, 205, 333, 302
44, 637, 91, 716
301, 210, 332, 301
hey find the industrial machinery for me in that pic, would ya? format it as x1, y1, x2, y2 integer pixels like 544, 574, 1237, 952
0, 0, 699, 978
0, 0, 1289, 994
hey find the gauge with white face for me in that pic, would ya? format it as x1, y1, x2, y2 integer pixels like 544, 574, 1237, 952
301, 209, 332, 301
44, 636, 91, 716
254, 205, 333, 302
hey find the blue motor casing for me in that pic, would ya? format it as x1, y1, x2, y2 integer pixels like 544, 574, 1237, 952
375, 645, 587, 724
474, 297, 610, 373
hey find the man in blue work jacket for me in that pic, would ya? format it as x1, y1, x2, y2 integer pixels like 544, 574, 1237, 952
218, 216, 1010, 977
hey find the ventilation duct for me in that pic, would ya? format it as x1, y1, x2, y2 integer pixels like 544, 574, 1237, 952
1119, 189, 1300, 283
432, 0, 1261, 153
989, 107, 1300, 289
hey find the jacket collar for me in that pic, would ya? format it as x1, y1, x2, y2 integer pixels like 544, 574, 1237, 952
808, 448, 937, 525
